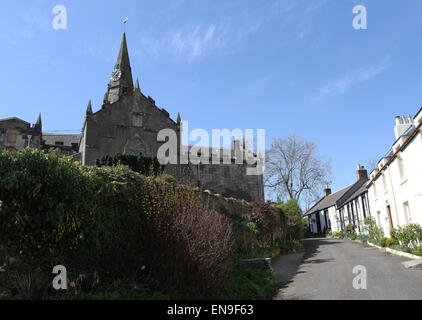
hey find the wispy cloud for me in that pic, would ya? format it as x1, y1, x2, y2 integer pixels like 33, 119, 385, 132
170, 24, 219, 59
133, 0, 328, 61
313, 56, 392, 102
137, 21, 251, 61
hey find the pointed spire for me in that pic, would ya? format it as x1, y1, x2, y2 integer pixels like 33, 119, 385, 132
106, 32, 134, 104
134, 77, 140, 91
36, 113, 42, 127
177, 112, 181, 124
115, 33, 131, 72
86, 100, 93, 115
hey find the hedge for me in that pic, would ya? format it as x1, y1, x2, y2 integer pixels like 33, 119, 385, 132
0, 149, 234, 299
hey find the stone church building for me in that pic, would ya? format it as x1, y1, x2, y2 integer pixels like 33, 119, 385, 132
0, 33, 264, 202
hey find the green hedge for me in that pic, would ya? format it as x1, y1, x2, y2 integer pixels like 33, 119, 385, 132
0, 149, 234, 299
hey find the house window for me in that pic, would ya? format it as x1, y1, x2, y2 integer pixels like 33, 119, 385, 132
403, 201, 412, 224
398, 157, 406, 181
55, 141, 64, 146
382, 174, 388, 193
373, 182, 378, 200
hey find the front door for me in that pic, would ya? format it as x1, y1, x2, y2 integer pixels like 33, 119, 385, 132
386, 205, 394, 231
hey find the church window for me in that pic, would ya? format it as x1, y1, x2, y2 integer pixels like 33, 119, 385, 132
124, 136, 146, 156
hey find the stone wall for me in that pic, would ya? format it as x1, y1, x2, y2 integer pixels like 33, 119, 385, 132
0, 118, 42, 152
166, 161, 264, 202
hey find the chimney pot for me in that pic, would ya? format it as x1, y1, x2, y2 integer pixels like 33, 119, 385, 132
324, 185, 332, 197
356, 165, 368, 181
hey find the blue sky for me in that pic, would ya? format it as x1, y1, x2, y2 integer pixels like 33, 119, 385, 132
1, 0, 422, 193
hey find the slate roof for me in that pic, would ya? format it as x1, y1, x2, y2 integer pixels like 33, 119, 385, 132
338, 181, 369, 207
304, 184, 354, 216
336, 178, 369, 209
42, 134, 81, 147
0, 117, 30, 124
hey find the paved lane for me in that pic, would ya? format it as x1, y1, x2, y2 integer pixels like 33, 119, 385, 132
273, 238, 422, 300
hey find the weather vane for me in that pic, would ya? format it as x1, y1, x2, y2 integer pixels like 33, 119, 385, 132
122, 17, 129, 32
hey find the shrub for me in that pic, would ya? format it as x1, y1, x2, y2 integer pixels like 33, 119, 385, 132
276, 199, 304, 241
250, 202, 280, 246
138, 179, 235, 298
233, 221, 259, 254
0, 149, 234, 299
329, 231, 345, 239
415, 246, 422, 257
363, 217, 384, 245
96, 153, 164, 176
380, 237, 399, 248
395, 224, 422, 249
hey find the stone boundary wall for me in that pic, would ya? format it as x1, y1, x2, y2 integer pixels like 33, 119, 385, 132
195, 188, 287, 245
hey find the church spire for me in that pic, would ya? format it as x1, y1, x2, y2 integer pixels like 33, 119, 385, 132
177, 112, 181, 124
134, 77, 140, 92
86, 100, 93, 115
35, 113, 42, 127
105, 32, 134, 104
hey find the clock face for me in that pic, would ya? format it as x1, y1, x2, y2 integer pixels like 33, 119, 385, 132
110, 69, 122, 81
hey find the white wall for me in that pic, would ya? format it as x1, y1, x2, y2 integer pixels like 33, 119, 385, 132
368, 123, 422, 236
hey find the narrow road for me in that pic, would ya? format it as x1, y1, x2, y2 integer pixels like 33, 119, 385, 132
273, 238, 422, 300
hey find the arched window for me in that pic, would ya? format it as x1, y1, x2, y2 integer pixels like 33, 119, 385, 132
124, 135, 146, 156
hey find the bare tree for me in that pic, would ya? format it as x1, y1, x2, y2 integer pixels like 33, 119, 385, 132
265, 135, 331, 206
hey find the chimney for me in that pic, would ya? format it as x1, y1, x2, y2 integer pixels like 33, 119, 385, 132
356, 164, 368, 180
324, 184, 332, 197
394, 115, 414, 140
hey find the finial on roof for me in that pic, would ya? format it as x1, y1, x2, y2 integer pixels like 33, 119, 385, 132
177, 112, 181, 124
86, 100, 93, 115
35, 113, 42, 126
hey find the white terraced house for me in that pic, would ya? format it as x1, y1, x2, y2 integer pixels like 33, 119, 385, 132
367, 108, 422, 236
304, 165, 370, 234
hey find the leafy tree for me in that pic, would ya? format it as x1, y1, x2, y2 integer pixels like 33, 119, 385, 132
277, 199, 304, 241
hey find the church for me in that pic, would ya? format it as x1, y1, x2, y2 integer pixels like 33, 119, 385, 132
0, 33, 264, 202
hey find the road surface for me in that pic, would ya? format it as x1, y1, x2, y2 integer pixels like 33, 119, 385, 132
273, 238, 422, 300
